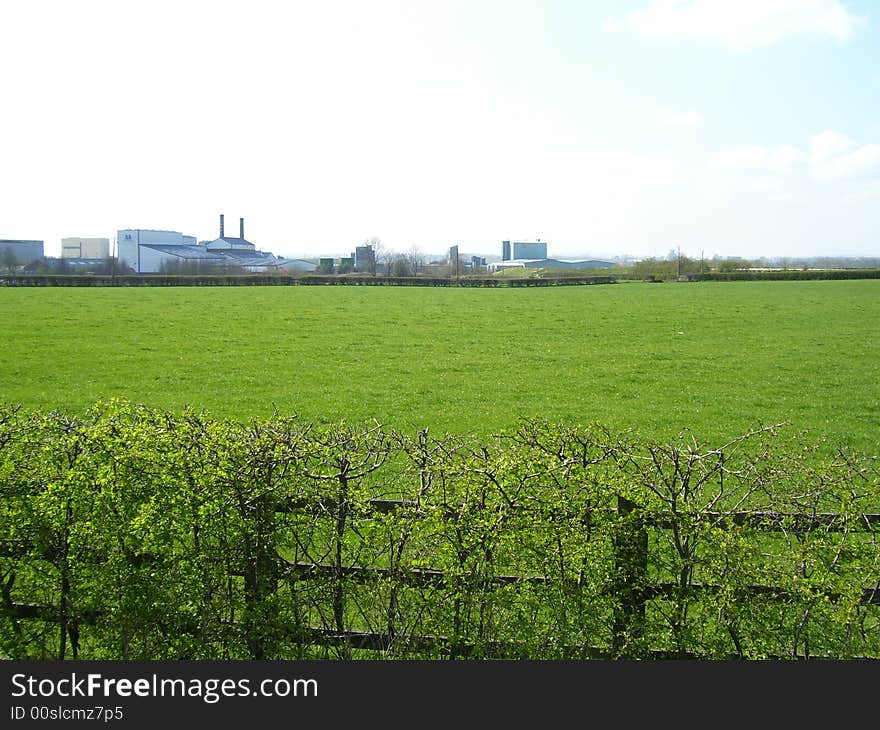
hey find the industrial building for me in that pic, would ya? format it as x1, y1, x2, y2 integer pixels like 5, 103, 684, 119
489, 258, 615, 271
0, 239, 44, 265
118, 215, 283, 273
276, 258, 318, 273
489, 239, 613, 272
502, 240, 548, 261
353, 244, 376, 273
448, 245, 460, 276
117, 229, 199, 272
200, 215, 282, 272
61, 237, 110, 259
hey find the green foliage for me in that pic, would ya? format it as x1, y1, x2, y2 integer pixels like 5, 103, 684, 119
691, 269, 880, 281
618, 254, 706, 280
1, 401, 878, 660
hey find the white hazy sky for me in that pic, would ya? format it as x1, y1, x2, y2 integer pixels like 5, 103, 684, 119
2, 0, 879, 261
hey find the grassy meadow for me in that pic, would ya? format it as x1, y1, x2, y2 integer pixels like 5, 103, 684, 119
1, 279, 878, 452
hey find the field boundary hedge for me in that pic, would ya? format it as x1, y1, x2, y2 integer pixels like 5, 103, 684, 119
4, 269, 880, 287
0, 274, 616, 287
684, 269, 880, 282
1, 401, 878, 660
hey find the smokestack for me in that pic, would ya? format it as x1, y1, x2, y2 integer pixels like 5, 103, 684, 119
220, 214, 225, 238
240, 217, 244, 240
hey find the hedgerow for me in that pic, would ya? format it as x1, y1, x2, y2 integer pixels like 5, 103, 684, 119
1, 401, 877, 659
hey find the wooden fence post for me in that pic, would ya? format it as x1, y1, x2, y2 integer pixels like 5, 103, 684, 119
242, 492, 279, 660
611, 496, 648, 658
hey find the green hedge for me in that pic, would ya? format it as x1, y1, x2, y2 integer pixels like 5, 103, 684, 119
687, 269, 880, 281
0, 274, 616, 287
5, 270, 879, 287
1, 401, 877, 659
0, 274, 298, 286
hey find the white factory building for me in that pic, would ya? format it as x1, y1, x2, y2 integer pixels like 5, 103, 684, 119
117, 229, 198, 273
488, 239, 614, 272
61, 237, 110, 259
117, 216, 283, 273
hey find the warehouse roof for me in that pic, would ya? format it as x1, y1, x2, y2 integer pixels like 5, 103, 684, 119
141, 245, 222, 260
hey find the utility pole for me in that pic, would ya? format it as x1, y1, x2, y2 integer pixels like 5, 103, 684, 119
677, 246, 681, 279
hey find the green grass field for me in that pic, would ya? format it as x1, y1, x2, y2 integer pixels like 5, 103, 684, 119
1, 279, 878, 452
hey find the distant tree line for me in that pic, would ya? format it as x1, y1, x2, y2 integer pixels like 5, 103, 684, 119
6, 247, 880, 283
614, 252, 880, 281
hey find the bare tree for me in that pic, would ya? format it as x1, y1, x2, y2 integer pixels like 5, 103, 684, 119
387, 247, 424, 277
388, 253, 413, 277
407, 246, 423, 275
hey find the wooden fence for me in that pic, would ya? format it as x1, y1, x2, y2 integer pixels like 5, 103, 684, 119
3, 496, 879, 660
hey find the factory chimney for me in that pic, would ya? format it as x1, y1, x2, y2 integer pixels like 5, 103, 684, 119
220, 214, 225, 239
240, 217, 244, 240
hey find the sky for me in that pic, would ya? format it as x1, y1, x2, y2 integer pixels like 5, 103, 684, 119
2, 0, 879, 262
